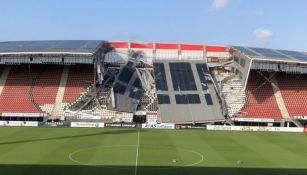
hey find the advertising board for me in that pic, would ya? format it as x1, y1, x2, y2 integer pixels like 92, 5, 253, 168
76, 114, 101, 120
142, 123, 175, 129
232, 117, 275, 122
176, 124, 206, 129
70, 122, 104, 128
1, 113, 42, 117
105, 123, 136, 128
0, 121, 38, 127
207, 125, 304, 133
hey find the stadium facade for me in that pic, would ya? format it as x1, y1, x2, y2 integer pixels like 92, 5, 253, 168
0, 40, 306, 128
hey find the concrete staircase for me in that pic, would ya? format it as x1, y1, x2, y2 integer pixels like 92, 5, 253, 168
0, 66, 11, 95
51, 66, 70, 118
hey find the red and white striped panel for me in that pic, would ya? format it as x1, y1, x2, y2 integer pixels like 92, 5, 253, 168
105, 42, 129, 63
155, 43, 179, 60
102, 41, 231, 63
206, 45, 230, 58
180, 44, 205, 60
130, 43, 154, 64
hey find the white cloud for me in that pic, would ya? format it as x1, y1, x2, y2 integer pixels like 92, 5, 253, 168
208, 0, 230, 11
252, 28, 273, 45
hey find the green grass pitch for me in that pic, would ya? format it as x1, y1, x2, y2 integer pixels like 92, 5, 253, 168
0, 127, 307, 175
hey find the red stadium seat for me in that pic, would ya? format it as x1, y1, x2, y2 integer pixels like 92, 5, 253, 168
239, 70, 282, 119
62, 65, 94, 103
32, 65, 63, 105
0, 65, 41, 113
0, 65, 63, 114
276, 73, 307, 117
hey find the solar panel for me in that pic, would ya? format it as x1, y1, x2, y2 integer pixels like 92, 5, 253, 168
129, 88, 143, 99
157, 94, 171, 104
169, 63, 197, 91
196, 63, 208, 77
132, 78, 142, 89
86, 40, 101, 51
129, 78, 143, 99
3, 41, 26, 52
248, 47, 290, 59
113, 83, 126, 94
118, 67, 134, 84
175, 94, 200, 104
175, 95, 186, 104
63, 40, 84, 48
53, 40, 97, 52
277, 50, 307, 61
196, 63, 209, 90
0, 40, 101, 53
204, 94, 213, 105
153, 63, 168, 91
127, 61, 134, 67
232, 46, 260, 57
27, 41, 58, 51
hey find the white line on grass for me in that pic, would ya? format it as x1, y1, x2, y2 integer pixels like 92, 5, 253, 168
134, 130, 140, 175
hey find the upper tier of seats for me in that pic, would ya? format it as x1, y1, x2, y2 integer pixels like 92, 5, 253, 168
239, 70, 282, 119
276, 73, 307, 116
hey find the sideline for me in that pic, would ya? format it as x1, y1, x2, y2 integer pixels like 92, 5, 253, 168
134, 130, 140, 175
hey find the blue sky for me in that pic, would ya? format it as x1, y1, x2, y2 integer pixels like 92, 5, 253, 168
0, 0, 306, 50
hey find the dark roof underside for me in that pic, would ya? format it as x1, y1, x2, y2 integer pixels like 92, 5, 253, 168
0, 40, 102, 53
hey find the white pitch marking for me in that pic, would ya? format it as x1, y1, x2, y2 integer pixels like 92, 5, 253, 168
68, 144, 205, 170
134, 130, 141, 175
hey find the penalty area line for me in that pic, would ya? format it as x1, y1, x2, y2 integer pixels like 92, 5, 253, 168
134, 130, 140, 175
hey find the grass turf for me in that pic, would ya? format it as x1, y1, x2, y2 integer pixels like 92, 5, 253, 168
0, 127, 307, 175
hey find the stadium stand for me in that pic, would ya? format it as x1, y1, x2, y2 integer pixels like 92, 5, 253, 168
0, 64, 94, 115
0, 65, 42, 113
239, 70, 282, 119
276, 73, 307, 117
63, 64, 94, 103
1, 40, 307, 127
0, 65, 8, 95
33, 65, 63, 105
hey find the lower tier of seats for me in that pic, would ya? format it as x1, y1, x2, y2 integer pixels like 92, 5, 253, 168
238, 71, 282, 120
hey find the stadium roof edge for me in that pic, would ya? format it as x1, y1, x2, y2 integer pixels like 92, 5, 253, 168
231, 45, 307, 65
251, 57, 307, 65
0, 40, 103, 55
230, 45, 306, 53
0, 52, 93, 56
